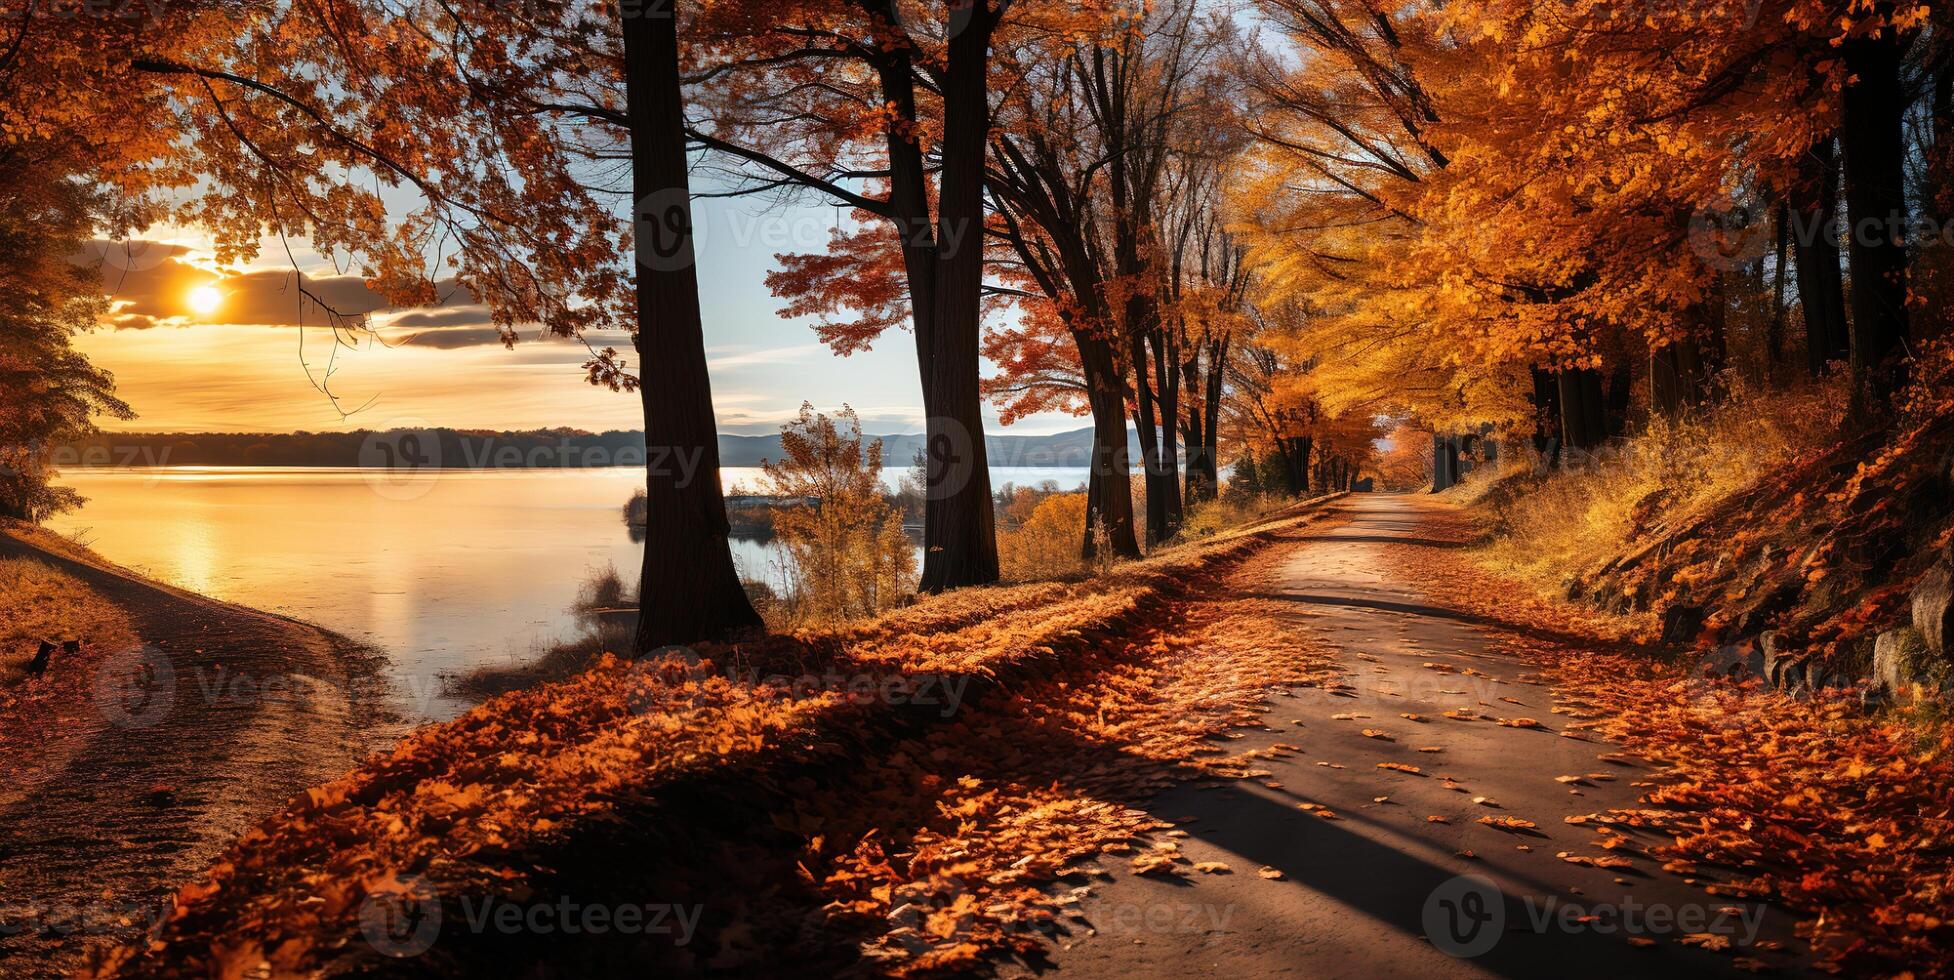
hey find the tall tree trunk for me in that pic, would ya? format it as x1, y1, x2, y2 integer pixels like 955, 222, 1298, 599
869, 34, 948, 585
1179, 350, 1219, 504
621, 0, 762, 650
1081, 459, 1102, 559
1530, 366, 1563, 466
1431, 433, 1458, 492
917, 5, 1001, 592
1929, 26, 1954, 229
1604, 360, 1633, 437
1649, 340, 1702, 417
1839, 27, 1913, 415
1153, 328, 1184, 538
1129, 331, 1167, 545
1202, 336, 1226, 500
1769, 201, 1789, 374
1557, 368, 1607, 452
1651, 289, 1722, 418
1080, 335, 1141, 560
1791, 139, 1851, 379
1285, 435, 1311, 496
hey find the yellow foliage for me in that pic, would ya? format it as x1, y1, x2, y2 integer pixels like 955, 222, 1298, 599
1481, 378, 1846, 593
760, 404, 918, 626
997, 493, 1088, 582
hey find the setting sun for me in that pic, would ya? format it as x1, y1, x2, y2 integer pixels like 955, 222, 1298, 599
187, 284, 223, 316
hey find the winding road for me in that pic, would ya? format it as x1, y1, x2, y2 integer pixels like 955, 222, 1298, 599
1031, 495, 1806, 979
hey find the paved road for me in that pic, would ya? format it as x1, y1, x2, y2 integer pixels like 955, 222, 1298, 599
1029, 495, 1804, 979
0, 528, 391, 977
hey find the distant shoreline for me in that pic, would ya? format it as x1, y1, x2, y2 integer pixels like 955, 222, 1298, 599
56, 426, 1143, 470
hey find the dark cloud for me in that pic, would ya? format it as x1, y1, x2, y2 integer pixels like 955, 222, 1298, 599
76, 239, 482, 329
106, 312, 161, 330
399, 326, 634, 350
401, 327, 513, 349
389, 307, 495, 328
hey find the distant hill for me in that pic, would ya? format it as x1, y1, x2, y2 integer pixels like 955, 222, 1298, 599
56, 426, 1142, 470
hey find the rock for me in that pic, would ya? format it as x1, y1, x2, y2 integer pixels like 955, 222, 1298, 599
1874, 626, 1949, 699
1760, 632, 1804, 690
1699, 640, 1764, 681
1732, 584, 1800, 637
26, 640, 55, 676
1913, 559, 1954, 659
1661, 605, 1705, 645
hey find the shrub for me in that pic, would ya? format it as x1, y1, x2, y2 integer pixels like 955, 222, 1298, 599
760, 404, 917, 626
1180, 493, 1286, 540
997, 492, 1089, 581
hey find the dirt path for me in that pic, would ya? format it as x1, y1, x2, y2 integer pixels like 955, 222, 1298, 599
1027, 495, 1806, 979
0, 527, 394, 977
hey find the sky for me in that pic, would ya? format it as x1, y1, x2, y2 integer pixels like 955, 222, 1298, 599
78, 193, 1084, 438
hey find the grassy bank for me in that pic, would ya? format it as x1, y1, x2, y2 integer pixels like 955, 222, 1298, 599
0, 524, 139, 738
0, 557, 133, 688
1464, 349, 1954, 679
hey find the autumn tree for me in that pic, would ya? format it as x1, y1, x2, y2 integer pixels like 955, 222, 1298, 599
695, 0, 1023, 592
985, 4, 1242, 549
0, 0, 219, 518
985, 39, 1146, 560
112, 0, 770, 646
1236, 0, 1936, 473
761, 404, 917, 622
1157, 129, 1249, 504
0, 156, 133, 518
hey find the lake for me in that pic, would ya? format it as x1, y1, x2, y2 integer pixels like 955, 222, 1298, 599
44, 465, 1091, 721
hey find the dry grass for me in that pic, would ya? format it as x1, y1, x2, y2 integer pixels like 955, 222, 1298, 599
1180, 493, 1291, 541
1480, 377, 1847, 597
0, 557, 135, 687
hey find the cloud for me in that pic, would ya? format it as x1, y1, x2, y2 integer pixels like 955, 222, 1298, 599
77, 239, 486, 330
395, 324, 640, 351
398, 326, 513, 350
387, 308, 494, 328
706, 343, 830, 369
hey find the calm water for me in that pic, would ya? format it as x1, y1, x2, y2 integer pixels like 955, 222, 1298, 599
45, 465, 1089, 720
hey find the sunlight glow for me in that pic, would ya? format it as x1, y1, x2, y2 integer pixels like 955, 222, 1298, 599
187, 285, 224, 316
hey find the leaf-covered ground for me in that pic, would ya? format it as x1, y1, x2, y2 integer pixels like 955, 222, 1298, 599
1394, 507, 1954, 978
85, 489, 1954, 978
92, 500, 1353, 978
